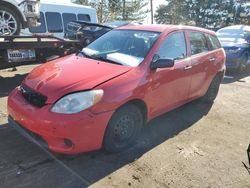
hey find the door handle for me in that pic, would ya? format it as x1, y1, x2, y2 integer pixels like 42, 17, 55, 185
209, 57, 216, 62
184, 65, 192, 70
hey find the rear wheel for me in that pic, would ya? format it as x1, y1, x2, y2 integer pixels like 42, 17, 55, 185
103, 104, 143, 153
201, 75, 222, 103
0, 6, 21, 36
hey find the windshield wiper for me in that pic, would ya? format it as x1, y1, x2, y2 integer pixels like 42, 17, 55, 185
77, 51, 99, 60
92, 55, 123, 65
77, 50, 122, 65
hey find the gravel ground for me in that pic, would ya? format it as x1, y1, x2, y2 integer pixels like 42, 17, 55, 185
0, 64, 249, 188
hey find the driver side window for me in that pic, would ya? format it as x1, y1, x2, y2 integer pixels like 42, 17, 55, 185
157, 32, 187, 60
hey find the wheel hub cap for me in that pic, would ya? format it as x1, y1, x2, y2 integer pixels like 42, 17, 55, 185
0, 10, 17, 35
114, 115, 135, 141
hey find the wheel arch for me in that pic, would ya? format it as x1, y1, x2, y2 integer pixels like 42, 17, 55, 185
215, 70, 225, 83
118, 99, 148, 126
0, 1, 26, 28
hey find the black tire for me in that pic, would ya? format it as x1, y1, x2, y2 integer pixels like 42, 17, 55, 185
0, 6, 21, 36
201, 75, 221, 103
103, 104, 143, 153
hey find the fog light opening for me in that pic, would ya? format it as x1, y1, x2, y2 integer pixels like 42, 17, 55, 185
64, 139, 73, 148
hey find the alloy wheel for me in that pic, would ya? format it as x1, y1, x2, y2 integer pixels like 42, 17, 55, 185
0, 10, 17, 35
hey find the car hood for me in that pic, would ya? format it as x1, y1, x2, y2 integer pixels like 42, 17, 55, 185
218, 37, 249, 48
22, 55, 131, 103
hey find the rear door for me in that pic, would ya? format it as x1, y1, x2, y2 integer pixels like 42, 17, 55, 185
206, 34, 225, 72
187, 31, 213, 99
150, 31, 192, 116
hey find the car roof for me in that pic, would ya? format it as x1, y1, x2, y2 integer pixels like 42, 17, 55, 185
217, 25, 250, 33
116, 24, 216, 35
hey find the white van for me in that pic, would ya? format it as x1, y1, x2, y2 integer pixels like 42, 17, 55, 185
21, 0, 98, 38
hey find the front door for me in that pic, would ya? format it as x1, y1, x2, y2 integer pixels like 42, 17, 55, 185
149, 31, 192, 117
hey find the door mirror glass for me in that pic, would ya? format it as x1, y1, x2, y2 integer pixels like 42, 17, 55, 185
150, 58, 175, 69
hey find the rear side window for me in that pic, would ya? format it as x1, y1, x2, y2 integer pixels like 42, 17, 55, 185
157, 32, 187, 60
45, 12, 63, 33
78, 14, 91, 22
207, 35, 221, 50
62, 13, 77, 31
189, 32, 209, 55
29, 12, 46, 33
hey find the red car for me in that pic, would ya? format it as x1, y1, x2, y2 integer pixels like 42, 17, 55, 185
8, 25, 225, 154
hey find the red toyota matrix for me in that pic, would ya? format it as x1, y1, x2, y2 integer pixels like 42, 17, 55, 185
8, 25, 225, 154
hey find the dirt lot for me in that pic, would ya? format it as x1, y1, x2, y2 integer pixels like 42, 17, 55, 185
0, 64, 249, 188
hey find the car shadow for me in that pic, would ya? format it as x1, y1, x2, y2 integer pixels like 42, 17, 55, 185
58, 100, 213, 186
223, 70, 250, 84
0, 73, 27, 98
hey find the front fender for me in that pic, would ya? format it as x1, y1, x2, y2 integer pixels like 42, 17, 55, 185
90, 68, 148, 114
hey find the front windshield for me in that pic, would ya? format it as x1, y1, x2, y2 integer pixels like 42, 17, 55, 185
80, 30, 160, 67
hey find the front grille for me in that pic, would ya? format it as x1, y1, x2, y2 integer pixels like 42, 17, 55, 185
20, 84, 47, 107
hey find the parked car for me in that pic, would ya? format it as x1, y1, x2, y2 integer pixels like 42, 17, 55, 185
22, 0, 97, 39
8, 25, 225, 154
216, 25, 250, 73
64, 20, 137, 47
65, 21, 113, 46
0, 0, 40, 36
103, 20, 140, 28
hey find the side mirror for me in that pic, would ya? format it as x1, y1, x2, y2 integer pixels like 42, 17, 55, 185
150, 58, 175, 69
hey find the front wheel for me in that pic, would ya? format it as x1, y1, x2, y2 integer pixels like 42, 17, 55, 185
201, 75, 222, 103
103, 104, 143, 153
0, 6, 21, 36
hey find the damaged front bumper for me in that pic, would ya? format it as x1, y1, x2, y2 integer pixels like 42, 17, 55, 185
19, 0, 41, 27
8, 116, 48, 149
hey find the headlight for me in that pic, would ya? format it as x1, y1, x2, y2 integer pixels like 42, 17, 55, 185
51, 90, 103, 114
225, 48, 241, 54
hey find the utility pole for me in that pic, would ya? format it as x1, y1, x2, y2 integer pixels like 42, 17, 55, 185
150, 0, 153, 24
233, 3, 239, 24
100, 0, 104, 23
122, 0, 126, 20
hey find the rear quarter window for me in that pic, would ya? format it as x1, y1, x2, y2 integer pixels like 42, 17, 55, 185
207, 35, 221, 50
189, 31, 209, 55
